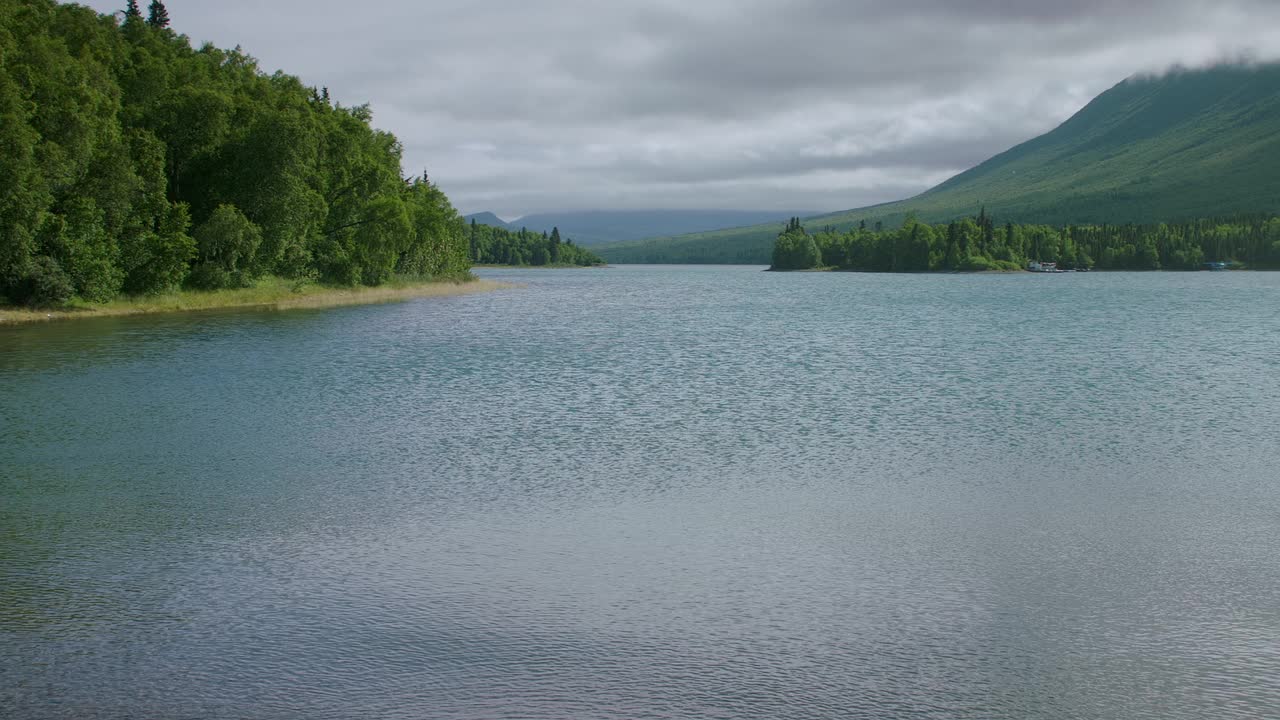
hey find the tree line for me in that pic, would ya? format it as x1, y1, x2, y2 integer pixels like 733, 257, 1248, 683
2, 0, 470, 307
469, 222, 604, 267
772, 211, 1280, 271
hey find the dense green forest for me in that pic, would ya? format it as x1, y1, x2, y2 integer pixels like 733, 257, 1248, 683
772, 214, 1280, 271
602, 63, 1280, 265
1, 0, 471, 307
469, 221, 604, 266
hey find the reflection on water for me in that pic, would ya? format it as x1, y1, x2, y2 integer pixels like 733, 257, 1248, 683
3, 267, 1279, 719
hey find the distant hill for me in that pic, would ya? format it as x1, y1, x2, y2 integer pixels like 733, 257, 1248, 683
463, 212, 510, 228
597, 62, 1280, 264
464, 209, 820, 246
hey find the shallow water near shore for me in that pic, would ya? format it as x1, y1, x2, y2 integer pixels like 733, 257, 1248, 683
3, 265, 1279, 719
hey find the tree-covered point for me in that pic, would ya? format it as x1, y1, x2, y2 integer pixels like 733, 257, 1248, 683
468, 222, 605, 267
1, 0, 470, 308
771, 213, 1280, 272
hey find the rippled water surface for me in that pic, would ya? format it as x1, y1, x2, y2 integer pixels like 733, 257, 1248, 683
3, 266, 1280, 719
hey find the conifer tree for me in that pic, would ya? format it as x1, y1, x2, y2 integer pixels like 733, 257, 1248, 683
147, 0, 170, 28
124, 0, 142, 24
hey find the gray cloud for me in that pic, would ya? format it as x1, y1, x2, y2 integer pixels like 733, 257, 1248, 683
82, 0, 1280, 217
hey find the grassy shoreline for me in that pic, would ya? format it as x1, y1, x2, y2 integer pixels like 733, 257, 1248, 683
0, 276, 510, 326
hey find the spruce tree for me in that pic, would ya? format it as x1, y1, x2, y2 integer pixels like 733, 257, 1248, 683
147, 0, 170, 29
124, 0, 142, 24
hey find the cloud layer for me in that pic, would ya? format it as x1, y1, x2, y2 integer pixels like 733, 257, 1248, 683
82, 1, 1280, 216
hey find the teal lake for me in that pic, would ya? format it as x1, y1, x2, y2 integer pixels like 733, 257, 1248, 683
3, 266, 1279, 719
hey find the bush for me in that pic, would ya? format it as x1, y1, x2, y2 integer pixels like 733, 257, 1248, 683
958, 255, 998, 272
186, 261, 232, 290
191, 205, 263, 289
9, 256, 76, 307
39, 201, 124, 302
122, 224, 197, 295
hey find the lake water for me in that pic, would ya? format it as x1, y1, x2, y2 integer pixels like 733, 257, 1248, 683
3, 266, 1279, 719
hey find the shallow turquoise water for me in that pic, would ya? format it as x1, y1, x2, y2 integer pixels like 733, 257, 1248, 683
3, 266, 1279, 719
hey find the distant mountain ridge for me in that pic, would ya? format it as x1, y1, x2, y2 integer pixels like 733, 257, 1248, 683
596, 62, 1280, 264
463, 209, 821, 246
462, 212, 509, 228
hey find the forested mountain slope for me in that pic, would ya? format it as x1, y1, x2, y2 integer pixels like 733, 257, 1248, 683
599, 63, 1280, 264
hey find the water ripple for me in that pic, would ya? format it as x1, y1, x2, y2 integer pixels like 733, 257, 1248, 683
3, 267, 1279, 719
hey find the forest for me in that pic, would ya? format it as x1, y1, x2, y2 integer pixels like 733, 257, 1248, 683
1, 0, 471, 308
772, 213, 1280, 272
469, 221, 604, 267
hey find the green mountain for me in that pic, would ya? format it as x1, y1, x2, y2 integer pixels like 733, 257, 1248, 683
598, 62, 1280, 264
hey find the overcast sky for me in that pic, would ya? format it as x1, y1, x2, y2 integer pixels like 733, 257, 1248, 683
83, 1, 1280, 218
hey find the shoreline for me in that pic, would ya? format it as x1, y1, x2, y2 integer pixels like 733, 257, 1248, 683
0, 276, 511, 326
765, 266, 1268, 274
472, 263, 610, 269
766, 267, 1022, 273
